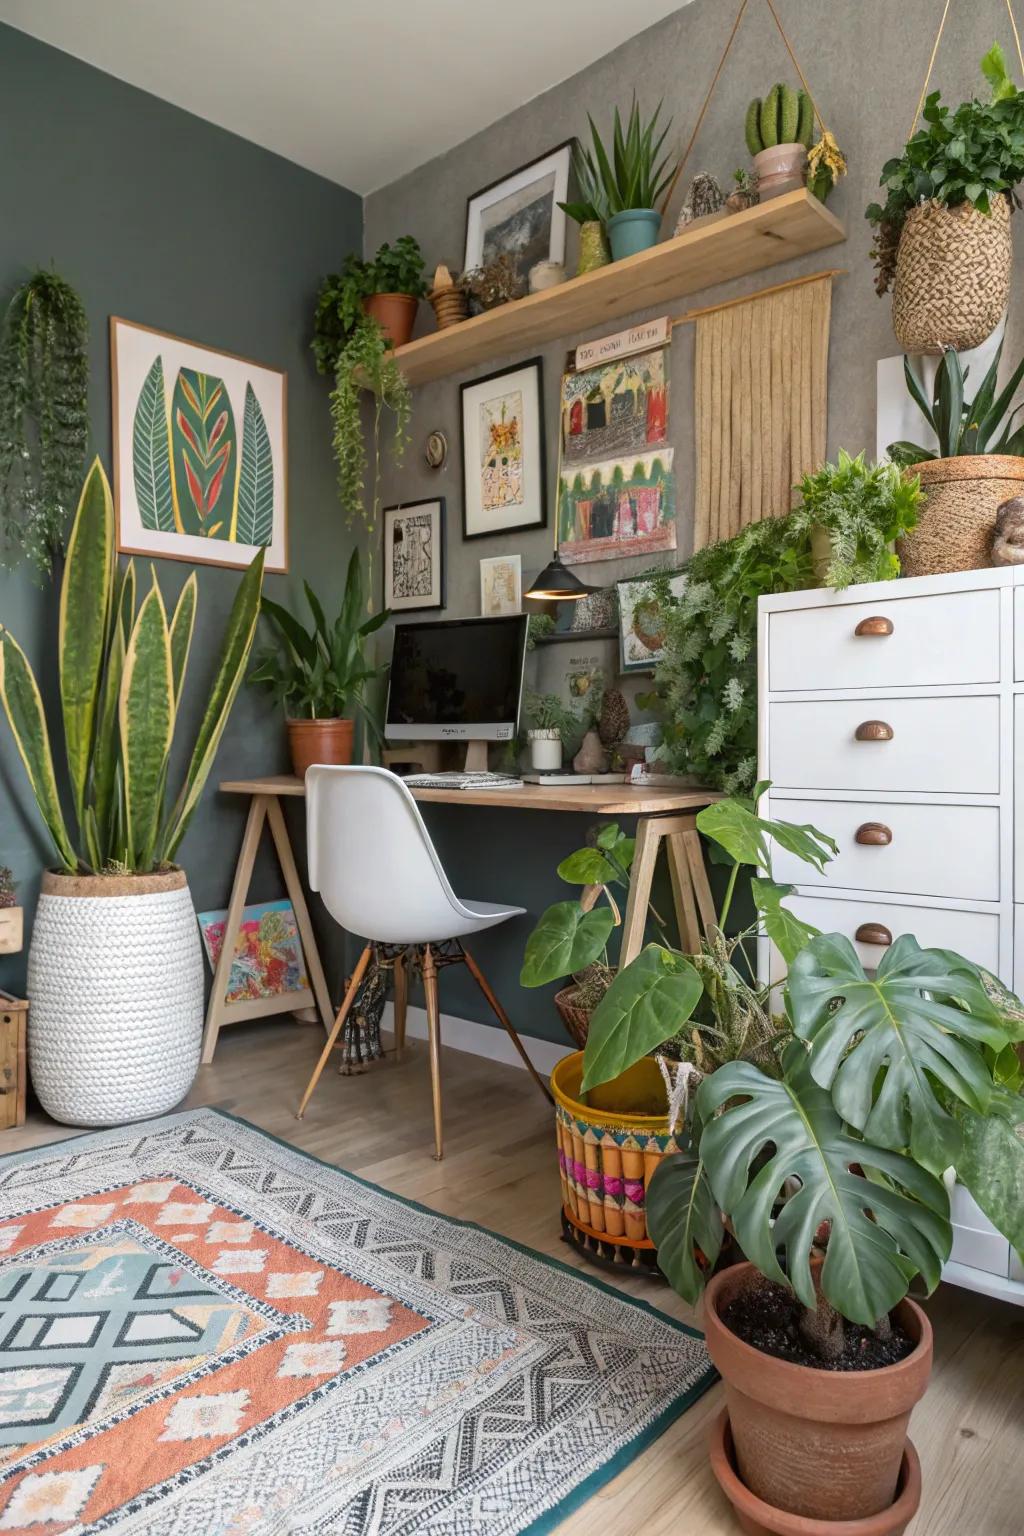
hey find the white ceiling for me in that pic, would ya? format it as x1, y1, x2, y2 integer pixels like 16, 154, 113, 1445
0, 0, 687, 194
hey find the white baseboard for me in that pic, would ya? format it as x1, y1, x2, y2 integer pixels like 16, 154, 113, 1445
381, 1002, 573, 1078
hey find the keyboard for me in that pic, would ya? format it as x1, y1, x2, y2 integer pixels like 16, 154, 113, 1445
401, 771, 524, 791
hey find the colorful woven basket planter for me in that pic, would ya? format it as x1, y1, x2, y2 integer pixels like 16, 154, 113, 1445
552, 1052, 677, 1264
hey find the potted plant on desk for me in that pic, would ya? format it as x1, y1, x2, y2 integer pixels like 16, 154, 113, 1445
250, 549, 389, 777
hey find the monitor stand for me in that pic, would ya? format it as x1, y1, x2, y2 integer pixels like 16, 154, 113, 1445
463, 740, 490, 773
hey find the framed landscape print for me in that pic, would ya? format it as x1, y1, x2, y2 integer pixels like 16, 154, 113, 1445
617, 571, 686, 673
464, 142, 572, 290
111, 317, 287, 571
460, 359, 546, 540
383, 498, 446, 612
479, 553, 522, 617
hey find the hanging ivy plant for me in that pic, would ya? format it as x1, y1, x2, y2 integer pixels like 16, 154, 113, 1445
0, 270, 89, 578
327, 317, 410, 536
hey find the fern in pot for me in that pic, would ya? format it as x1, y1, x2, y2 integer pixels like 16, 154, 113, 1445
0, 460, 264, 1126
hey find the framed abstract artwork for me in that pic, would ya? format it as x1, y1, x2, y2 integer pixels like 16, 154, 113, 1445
479, 553, 522, 616
383, 498, 446, 612
111, 316, 287, 571
197, 899, 308, 1004
464, 142, 572, 291
460, 359, 546, 540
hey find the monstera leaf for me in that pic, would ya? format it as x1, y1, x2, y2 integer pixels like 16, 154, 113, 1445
519, 901, 614, 988
697, 1045, 951, 1325
581, 944, 702, 1091
646, 1128, 723, 1306
789, 934, 1016, 1174
751, 878, 819, 966
696, 797, 836, 875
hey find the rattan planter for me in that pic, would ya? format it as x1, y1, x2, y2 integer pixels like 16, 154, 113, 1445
898, 454, 1024, 577
552, 1052, 676, 1263
892, 195, 1011, 353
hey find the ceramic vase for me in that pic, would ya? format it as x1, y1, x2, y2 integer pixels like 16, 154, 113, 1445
607, 209, 662, 261
577, 221, 611, 274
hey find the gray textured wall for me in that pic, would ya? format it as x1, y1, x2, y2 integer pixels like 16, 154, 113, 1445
0, 24, 362, 998
363, 0, 1024, 1041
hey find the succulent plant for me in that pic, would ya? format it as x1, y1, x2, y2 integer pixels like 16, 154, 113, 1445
745, 84, 813, 155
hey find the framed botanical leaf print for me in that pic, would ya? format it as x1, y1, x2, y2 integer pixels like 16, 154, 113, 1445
111, 317, 288, 571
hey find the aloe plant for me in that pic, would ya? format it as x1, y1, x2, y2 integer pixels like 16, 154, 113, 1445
888, 339, 1024, 466
0, 458, 264, 874
573, 96, 676, 218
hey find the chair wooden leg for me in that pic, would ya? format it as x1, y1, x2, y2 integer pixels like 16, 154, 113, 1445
392, 951, 408, 1063
296, 944, 373, 1119
462, 946, 554, 1105
421, 945, 444, 1161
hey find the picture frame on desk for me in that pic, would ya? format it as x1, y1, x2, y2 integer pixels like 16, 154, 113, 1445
460, 359, 547, 541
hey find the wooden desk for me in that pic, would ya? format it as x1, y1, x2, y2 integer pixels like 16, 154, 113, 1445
204, 773, 718, 1063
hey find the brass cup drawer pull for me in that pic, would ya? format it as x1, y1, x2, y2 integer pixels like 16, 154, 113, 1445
854, 616, 894, 637
854, 720, 894, 742
855, 922, 893, 947
855, 822, 893, 846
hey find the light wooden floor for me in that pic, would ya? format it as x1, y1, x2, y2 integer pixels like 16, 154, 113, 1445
2, 1019, 1022, 1535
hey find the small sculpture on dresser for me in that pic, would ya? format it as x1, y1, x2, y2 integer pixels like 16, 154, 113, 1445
990, 495, 1024, 565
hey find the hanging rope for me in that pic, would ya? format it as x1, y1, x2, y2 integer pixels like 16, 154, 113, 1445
910, 0, 1024, 140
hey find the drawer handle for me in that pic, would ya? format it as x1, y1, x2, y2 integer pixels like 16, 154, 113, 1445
855, 822, 893, 846
855, 922, 893, 947
855, 720, 894, 742
854, 616, 894, 637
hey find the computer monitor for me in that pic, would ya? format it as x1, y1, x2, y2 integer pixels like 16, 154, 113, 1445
385, 614, 528, 769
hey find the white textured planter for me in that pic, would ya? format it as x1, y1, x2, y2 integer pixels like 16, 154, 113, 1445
529, 729, 563, 771
27, 868, 204, 1127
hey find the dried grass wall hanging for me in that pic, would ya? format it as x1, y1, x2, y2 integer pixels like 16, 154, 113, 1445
692, 272, 832, 549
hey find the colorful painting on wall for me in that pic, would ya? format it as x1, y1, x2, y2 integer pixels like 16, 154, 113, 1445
560, 347, 668, 467
460, 359, 546, 539
479, 553, 522, 616
197, 898, 308, 1003
617, 572, 687, 673
557, 449, 677, 565
383, 498, 446, 612
112, 317, 287, 571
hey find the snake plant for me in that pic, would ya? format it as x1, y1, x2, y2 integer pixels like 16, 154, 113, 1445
888, 339, 1024, 466
0, 458, 264, 874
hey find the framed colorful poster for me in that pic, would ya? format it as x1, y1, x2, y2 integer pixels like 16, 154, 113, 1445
197, 899, 308, 1003
460, 358, 546, 540
111, 316, 287, 571
617, 572, 687, 673
383, 498, 446, 612
557, 449, 677, 566
479, 553, 522, 616
464, 142, 572, 290
560, 347, 668, 467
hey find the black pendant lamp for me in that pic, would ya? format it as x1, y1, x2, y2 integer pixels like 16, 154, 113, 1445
524, 554, 596, 602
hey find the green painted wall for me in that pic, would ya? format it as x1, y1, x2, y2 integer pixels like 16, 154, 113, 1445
0, 23, 362, 999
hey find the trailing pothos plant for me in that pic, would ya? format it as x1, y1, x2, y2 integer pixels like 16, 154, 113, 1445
0, 459, 265, 874
0, 269, 88, 579
573, 791, 1024, 1345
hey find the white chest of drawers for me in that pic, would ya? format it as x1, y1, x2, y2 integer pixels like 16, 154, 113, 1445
758, 566, 1024, 1307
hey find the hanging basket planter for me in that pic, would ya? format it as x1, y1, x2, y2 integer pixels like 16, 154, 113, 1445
891, 194, 1012, 354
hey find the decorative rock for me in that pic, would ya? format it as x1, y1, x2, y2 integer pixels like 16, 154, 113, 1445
573, 729, 610, 775
991, 495, 1024, 565
674, 173, 725, 234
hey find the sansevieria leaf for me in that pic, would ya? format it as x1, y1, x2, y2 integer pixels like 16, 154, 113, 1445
132, 355, 175, 532
92, 561, 135, 861
236, 383, 274, 547
120, 579, 174, 869
0, 630, 77, 871
59, 458, 114, 830
169, 573, 197, 708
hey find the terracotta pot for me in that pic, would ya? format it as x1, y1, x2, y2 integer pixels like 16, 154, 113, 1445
709, 1409, 922, 1536
286, 717, 354, 778
753, 144, 807, 199
362, 292, 418, 349
898, 454, 1024, 577
702, 1263, 933, 1523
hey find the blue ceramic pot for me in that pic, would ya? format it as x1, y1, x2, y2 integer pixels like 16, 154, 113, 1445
607, 208, 662, 260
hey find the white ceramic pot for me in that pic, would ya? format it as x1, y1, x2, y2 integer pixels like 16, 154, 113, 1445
529, 729, 563, 771
27, 868, 204, 1127
752, 143, 807, 199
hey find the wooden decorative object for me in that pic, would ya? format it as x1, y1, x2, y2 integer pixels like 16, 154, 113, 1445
0, 993, 27, 1129
0, 906, 23, 954
427, 264, 469, 330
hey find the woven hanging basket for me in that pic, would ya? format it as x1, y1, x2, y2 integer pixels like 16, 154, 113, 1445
892, 195, 1012, 354
897, 454, 1024, 577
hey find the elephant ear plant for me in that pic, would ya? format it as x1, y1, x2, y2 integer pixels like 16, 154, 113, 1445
0, 458, 265, 873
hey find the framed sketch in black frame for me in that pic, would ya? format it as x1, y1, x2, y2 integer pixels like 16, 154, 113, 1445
459, 359, 547, 541
383, 498, 446, 612
463, 142, 573, 291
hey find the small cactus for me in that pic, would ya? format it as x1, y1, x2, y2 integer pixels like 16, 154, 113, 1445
745, 85, 814, 154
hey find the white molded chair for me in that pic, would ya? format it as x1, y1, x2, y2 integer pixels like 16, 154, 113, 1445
296, 765, 551, 1157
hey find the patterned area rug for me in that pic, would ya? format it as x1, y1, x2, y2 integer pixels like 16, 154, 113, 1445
0, 1109, 713, 1534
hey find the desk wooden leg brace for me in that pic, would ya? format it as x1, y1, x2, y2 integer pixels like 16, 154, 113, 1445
619, 814, 716, 964
201, 792, 334, 1065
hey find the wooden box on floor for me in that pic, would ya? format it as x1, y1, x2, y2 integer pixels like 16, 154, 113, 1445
0, 993, 27, 1129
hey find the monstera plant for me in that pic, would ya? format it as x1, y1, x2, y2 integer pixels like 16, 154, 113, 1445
0, 458, 264, 1128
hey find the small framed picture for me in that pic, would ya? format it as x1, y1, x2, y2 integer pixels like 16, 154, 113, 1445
464, 142, 573, 290
460, 359, 546, 540
383, 498, 446, 612
617, 572, 687, 673
480, 554, 522, 617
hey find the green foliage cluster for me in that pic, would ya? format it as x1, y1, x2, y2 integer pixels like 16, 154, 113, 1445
523, 684, 601, 758
525, 613, 556, 649
0, 270, 88, 579
866, 45, 1024, 293
744, 84, 813, 155
647, 453, 922, 793
327, 319, 411, 532
559, 96, 676, 224
888, 339, 1024, 465
312, 237, 426, 377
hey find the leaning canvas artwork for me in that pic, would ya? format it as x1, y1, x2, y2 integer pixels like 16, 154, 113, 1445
561, 347, 668, 466
557, 449, 677, 565
198, 899, 308, 1004
112, 317, 287, 570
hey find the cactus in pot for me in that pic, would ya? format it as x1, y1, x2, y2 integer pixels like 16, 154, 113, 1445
745, 83, 813, 199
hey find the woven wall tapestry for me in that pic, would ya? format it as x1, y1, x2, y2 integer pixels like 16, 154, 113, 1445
693, 273, 832, 549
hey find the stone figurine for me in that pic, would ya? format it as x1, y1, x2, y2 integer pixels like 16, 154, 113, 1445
991, 495, 1024, 566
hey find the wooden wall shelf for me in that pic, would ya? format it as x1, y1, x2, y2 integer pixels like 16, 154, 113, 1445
393, 189, 844, 388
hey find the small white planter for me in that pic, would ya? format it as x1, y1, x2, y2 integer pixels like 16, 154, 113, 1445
27, 868, 204, 1127
529, 729, 563, 771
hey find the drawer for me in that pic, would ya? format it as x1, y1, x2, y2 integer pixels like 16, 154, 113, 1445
1016, 699, 1024, 897
769, 799, 999, 901
769, 589, 1000, 691
768, 695, 999, 794
770, 892, 1000, 979
1016, 588, 1024, 680
949, 1183, 1011, 1278
1015, 904, 1024, 997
